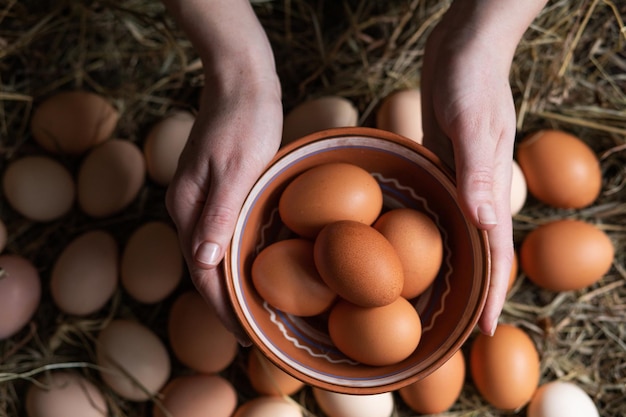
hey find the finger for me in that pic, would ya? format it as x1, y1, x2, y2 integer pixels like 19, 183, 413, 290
477, 210, 514, 336
192, 264, 252, 346
452, 127, 501, 229
448, 121, 515, 336
165, 168, 206, 264
166, 164, 253, 345
191, 157, 267, 269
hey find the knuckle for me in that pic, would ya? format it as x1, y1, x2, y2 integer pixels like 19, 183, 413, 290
202, 205, 239, 229
465, 169, 494, 192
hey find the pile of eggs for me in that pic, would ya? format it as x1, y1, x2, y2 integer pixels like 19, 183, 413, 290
0, 87, 613, 417
252, 161, 444, 366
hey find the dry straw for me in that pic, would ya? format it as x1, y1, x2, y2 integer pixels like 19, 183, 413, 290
1, 0, 625, 416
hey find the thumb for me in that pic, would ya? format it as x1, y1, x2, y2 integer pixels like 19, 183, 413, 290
450, 125, 515, 336
453, 135, 500, 230
192, 169, 259, 269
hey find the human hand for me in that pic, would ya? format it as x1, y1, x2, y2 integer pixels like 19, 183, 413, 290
421, 5, 522, 336
166, 74, 282, 345
162, 0, 283, 344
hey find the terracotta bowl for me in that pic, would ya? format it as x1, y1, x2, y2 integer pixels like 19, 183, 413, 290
224, 127, 490, 394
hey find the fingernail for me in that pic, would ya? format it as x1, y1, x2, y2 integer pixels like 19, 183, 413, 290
477, 203, 497, 226
195, 242, 221, 267
490, 317, 499, 336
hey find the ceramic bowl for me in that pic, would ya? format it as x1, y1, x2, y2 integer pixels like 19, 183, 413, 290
224, 127, 490, 394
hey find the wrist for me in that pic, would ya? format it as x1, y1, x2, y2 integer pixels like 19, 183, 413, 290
164, 0, 278, 92
440, 0, 547, 64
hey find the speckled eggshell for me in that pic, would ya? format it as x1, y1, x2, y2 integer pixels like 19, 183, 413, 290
3, 156, 75, 222
279, 162, 383, 238
314, 220, 403, 307
25, 372, 107, 417
153, 375, 237, 417
167, 291, 238, 373
251, 238, 336, 316
470, 323, 540, 411
0, 254, 41, 340
516, 129, 602, 209
30, 90, 119, 155
398, 348, 465, 414
50, 230, 118, 316
77, 139, 146, 218
328, 297, 421, 366
520, 219, 614, 291
373, 208, 443, 299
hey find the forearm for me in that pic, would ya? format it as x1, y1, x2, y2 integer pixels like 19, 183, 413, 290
441, 0, 548, 66
163, 0, 278, 88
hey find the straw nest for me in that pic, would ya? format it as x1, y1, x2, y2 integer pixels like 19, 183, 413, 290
1, 0, 624, 416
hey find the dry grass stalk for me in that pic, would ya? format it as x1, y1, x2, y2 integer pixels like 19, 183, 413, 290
1, 0, 625, 416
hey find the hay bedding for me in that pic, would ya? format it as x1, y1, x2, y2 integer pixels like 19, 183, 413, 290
0, 0, 625, 416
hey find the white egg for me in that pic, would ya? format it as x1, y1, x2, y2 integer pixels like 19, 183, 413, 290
312, 387, 394, 417
527, 381, 599, 417
511, 159, 527, 215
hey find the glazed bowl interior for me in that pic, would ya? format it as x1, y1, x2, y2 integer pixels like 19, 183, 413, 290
224, 127, 490, 394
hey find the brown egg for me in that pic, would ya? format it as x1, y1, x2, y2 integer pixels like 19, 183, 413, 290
167, 291, 238, 373
279, 162, 383, 238
51, 230, 118, 316
508, 251, 519, 293
0, 254, 41, 340
96, 319, 170, 401
153, 375, 237, 417
520, 219, 614, 291
3, 155, 75, 222
77, 139, 146, 218
516, 129, 602, 208
233, 396, 303, 417
247, 347, 305, 396
25, 371, 108, 417
30, 90, 119, 155
143, 110, 194, 186
376, 88, 423, 144
120, 221, 183, 303
398, 348, 465, 414
470, 323, 540, 411
373, 208, 443, 299
328, 297, 421, 366
282, 96, 358, 145
252, 238, 336, 316
314, 220, 404, 307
